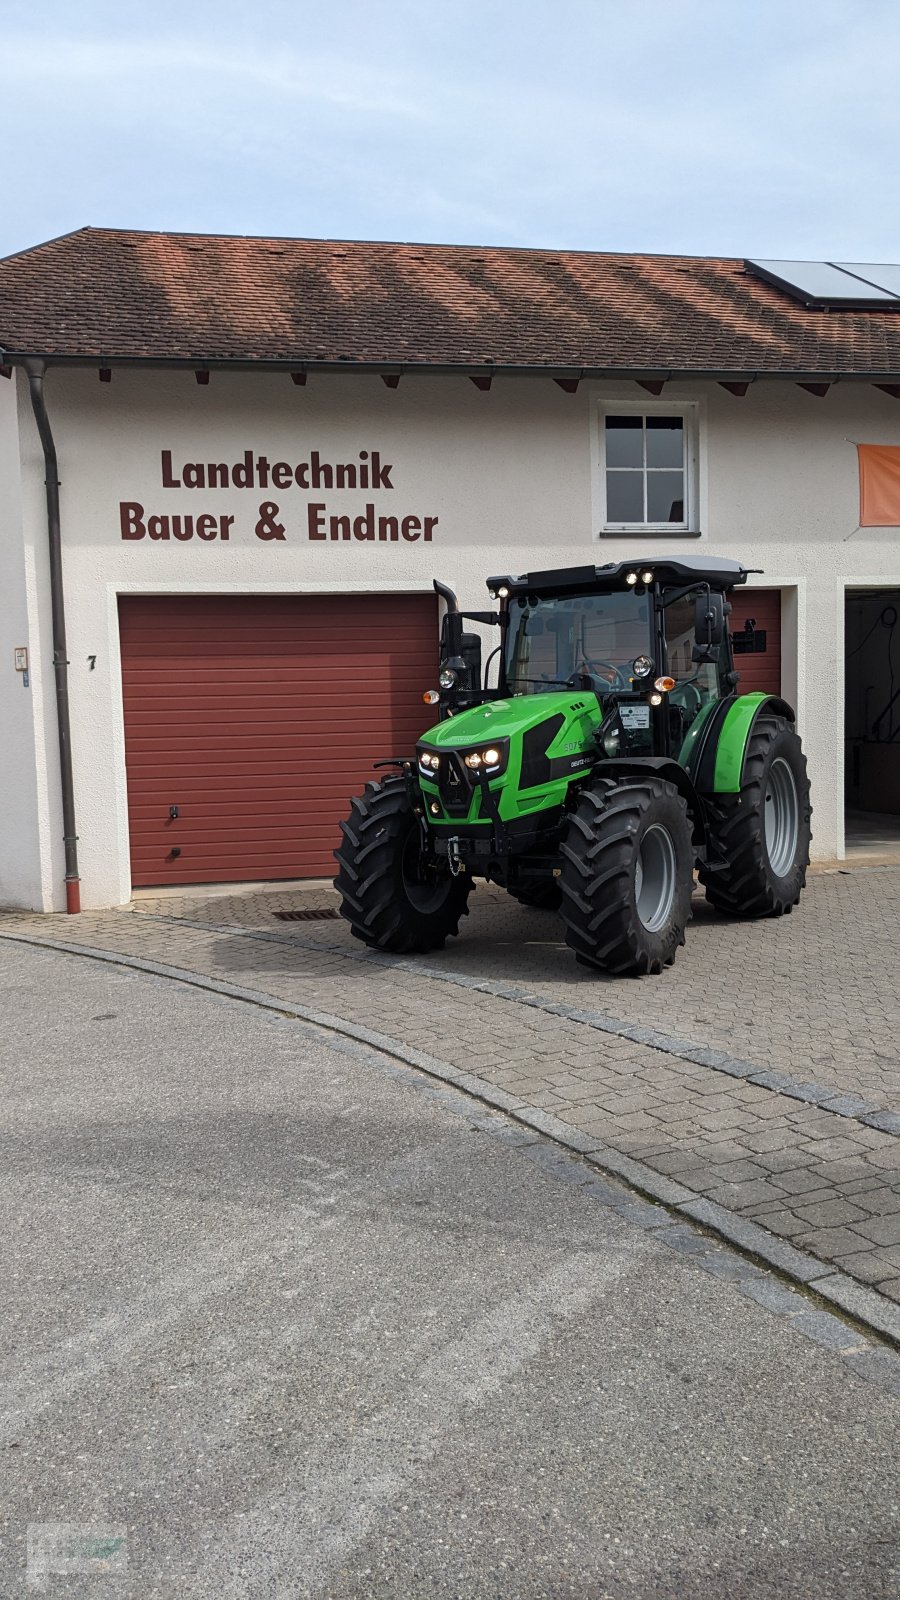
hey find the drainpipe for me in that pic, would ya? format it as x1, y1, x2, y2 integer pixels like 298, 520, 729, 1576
24, 359, 81, 912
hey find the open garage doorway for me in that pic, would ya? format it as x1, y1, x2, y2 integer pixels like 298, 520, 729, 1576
845, 588, 900, 861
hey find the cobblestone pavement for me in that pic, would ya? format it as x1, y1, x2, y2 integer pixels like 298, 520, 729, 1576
3, 866, 900, 1307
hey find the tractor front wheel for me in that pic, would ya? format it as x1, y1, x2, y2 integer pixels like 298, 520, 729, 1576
559, 777, 694, 976
334, 775, 473, 952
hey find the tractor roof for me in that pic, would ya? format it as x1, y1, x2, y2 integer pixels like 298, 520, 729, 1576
487, 556, 750, 596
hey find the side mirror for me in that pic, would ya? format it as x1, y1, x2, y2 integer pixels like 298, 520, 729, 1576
693, 592, 725, 660
458, 631, 482, 694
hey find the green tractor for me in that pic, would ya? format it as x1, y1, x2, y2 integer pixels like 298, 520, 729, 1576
334, 557, 811, 976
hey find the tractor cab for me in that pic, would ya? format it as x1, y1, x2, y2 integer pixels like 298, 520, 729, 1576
495, 559, 739, 764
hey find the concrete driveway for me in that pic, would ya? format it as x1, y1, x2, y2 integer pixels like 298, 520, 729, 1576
1, 939, 899, 1599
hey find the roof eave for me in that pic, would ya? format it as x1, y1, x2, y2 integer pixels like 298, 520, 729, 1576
2, 351, 900, 383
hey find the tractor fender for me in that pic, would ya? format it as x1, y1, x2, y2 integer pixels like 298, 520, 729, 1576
708, 693, 796, 794
592, 758, 706, 844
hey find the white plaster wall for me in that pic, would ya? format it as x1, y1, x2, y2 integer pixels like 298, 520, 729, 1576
10, 366, 900, 908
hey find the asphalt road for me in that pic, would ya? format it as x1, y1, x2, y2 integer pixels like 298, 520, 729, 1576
0, 940, 898, 1599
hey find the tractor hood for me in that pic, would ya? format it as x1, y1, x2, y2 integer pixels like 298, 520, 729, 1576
419, 691, 600, 749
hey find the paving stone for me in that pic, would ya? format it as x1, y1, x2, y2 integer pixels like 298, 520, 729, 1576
747, 1069, 798, 1093
829, 1249, 896, 1285
861, 1110, 900, 1136
742, 1207, 812, 1239
695, 1250, 767, 1286
821, 1092, 876, 1117
655, 1223, 716, 1258
854, 1213, 900, 1247
797, 1226, 873, 1259
853, 1187, 900, 1217
788, 1310, 869, 1353
743, 1132, 808, 1158
737, 1277, 808, 1317
878, 1278, 900, 1303
812, 1273, 900, 1344
777, 1167, 836, 1195
791, 1198, 868, 1229
865, 1145, 900, 1172
755, 1147, 816, 1172
703, 1158, 768, 1183
606, 1200, 674, 1231
798, 1136, 871, 1163
519, 1144, 592, 1186
706, 1178, 789, 1210
842, 1347, 900, 1394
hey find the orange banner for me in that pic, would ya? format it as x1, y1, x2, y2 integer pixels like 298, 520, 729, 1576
858, 443, 900, 526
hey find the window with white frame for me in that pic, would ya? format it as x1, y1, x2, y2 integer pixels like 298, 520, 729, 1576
600, 405, 698, 533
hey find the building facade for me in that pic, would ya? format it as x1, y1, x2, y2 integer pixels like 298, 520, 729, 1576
1, 232, 898, 910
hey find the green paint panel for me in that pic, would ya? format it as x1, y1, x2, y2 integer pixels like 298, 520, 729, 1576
419, 691, 603, 826
712, 693, 770, 792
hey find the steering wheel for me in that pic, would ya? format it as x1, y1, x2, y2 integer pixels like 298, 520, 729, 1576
569, 657, 631, 693
671, 680, 704, 718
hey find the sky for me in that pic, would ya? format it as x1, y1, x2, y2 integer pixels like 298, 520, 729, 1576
3, 0, 900, 263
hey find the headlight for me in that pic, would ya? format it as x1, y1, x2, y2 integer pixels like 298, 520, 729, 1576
464, 752, 482, 768
483, 747, 500, 765
632, 656, 653, 678
418, 751, 439, 769
439, 667, 457, 688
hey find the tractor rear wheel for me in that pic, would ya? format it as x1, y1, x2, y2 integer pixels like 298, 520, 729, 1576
559, 777, 694, 976
699, 715, 811, 917
334, 775, 473, 952
507, 881, 562, 911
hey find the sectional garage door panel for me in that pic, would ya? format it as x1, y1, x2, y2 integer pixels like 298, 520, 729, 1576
120, 595, 438, 886
729, 588, 782, 697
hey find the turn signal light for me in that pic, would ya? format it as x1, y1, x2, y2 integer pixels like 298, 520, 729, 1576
654, 676, 676, 692
423, 690, 440, 705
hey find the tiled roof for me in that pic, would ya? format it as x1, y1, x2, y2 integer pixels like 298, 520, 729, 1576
3, 226, 900, 377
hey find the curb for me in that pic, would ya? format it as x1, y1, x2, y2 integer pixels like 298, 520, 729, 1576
2, 926, 899, 1353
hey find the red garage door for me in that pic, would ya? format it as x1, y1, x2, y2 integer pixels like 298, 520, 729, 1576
729, 588, 782, 697
120, 594, 438, 886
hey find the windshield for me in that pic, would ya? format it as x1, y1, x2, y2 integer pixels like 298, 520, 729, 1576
503, 590, 652, 695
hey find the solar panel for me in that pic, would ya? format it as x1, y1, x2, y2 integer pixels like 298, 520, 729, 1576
834, 263, 900, 298
746, 258, 900, 307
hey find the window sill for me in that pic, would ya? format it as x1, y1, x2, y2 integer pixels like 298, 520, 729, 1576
598, 528, 702, 538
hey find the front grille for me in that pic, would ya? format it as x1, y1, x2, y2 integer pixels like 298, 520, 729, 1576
274, 908, 340, 922
438, 750, 473, 817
